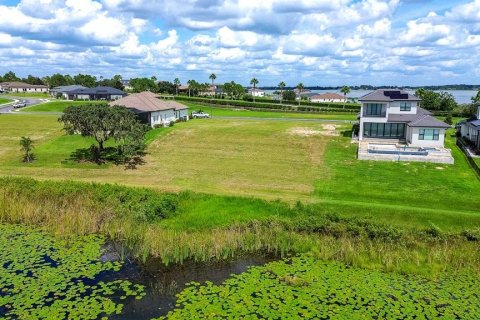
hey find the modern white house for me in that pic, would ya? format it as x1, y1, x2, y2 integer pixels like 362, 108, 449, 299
110, 91, 189, 127
248, 88, 265, 97
310, 93, 347, 103
458, 106, 480, 151
357, 89, 453, 164
0, 81, 49, 93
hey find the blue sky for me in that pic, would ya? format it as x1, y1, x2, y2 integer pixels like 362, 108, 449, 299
0, 0, 479, 86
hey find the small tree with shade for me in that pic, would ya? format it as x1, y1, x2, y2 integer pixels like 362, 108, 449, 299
20, 136, 34, 163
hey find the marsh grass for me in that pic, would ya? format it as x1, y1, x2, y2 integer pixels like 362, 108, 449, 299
1, 177, 479, 277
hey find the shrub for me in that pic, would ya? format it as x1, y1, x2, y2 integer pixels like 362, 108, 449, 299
169, 121, 175, 127
153, 124, 163, 129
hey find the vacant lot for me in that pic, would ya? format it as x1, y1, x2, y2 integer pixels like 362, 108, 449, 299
0, 97, 12, 105
0, 113, 479, 230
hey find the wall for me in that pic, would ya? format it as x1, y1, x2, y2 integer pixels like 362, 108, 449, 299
150, 109, 176, 127
409, 127, 445, 147
387, 101, 417, 116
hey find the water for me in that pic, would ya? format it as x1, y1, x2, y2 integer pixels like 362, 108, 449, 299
100, 247, 278, 319
264, 89, 478, 104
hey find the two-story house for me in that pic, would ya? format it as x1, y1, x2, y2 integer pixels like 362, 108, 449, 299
359, 89, 450, 147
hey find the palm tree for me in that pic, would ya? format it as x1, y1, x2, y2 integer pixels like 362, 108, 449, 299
296, 82, 304, 106
173, 78, 180, 96
250, 78, 259, 103
278, 81, 286, 105
209, 73, 217, 96
340, 86, 351, 109
20, 136, 34, 163
187, 80, 193, 97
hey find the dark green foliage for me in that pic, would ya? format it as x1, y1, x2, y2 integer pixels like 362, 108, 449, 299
283, 90, 297, 101
445, 112, 453, 125
2, 71, 20, 82
161, 256, 480, 319
59, 104, 147, 163
0, 224, 144, 319
129, 77, 158, 93
73, 73, 97, 87
19, 136, 34, 163
415, 89, 458, 111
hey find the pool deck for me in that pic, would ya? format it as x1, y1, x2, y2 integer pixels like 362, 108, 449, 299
357, 140, 454, 164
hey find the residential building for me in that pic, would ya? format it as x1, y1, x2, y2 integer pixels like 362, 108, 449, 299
0, 81, 49, 93
50, 85, 87, 99
310, 92, 347, 103
67, 86, 126, 101
357, 89, 453, 164
248, 88, 265, 97
458, 106, 480, 150
109, 91, 189, 127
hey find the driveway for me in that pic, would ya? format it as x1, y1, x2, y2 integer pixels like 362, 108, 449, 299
0, 96, 48, 114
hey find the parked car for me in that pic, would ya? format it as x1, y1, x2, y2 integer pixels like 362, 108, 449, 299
13, 101, 27, 109
192, 111, 211, 118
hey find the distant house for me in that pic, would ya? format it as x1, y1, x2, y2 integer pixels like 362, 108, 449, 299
50, 85, 87, 99
67, 86, 126, 101
120, 79, 131, 91
458, 106, 480, 150
0, 82, 49, 93
310, 93, 347, 103
358, 89, 453, 164
110, 91, 189, 127
248, 88, 265, 97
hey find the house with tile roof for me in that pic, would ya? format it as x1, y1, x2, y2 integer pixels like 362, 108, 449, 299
0, 81, 49, 93
358, 89, 450, 147
310, 92, 347, 103
109, 91, 189, 127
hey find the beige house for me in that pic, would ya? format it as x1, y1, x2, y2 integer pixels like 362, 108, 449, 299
110, 91, 189, 127
310, 92, 347, 103
0, 81, 49, 93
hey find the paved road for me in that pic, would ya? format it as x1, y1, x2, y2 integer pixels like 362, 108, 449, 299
0, 96, 47, 114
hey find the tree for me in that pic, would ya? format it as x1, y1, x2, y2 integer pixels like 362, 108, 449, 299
157, 81, 176, 94
439, 92, 457, 112
48, 73, 72, 88
98, 75, 124, 90
187, 80, 194, 97
283, 90, 296, 102
24, 75, 44, 85
209, 73, 217, 95
174, 78, 180, 95
278, 81, 286, 105
296, 82, 304, 106
74, 74, 97, 88
129, 78, 157, 93
19, 136, 34, 163
250, 78, 259, 103
340, 86, 351, 109
59, 104, 147, 162
3, 71, 20, 82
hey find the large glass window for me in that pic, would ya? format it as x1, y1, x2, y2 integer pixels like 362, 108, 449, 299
419, 129, 439, 140
400, 102, 411, 111
363, 123, 405, 138
364, 103, 384, 116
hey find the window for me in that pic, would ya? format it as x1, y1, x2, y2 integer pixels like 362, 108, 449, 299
153, 115, 159, 122
363, 123, 405, 138
400, 102, 411, 111
419, 129, 439, 140
364, 103, 384, 116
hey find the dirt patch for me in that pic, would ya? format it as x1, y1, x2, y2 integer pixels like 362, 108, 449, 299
288, 125, 340, 137
435, 166, 445, 170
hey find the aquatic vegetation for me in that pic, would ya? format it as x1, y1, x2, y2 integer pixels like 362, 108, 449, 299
161, 256, 480, 319
0, 224, 144, 319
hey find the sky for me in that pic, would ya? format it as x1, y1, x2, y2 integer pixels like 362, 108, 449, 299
0, 0, 479, 86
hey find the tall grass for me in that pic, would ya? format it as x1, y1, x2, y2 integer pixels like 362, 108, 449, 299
1, 177, 479, 277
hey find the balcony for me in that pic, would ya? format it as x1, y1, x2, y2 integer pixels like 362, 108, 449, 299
362, 110, 386, 117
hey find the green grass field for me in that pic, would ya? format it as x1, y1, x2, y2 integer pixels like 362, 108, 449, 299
2, 92, 50, 98
0, 97, 12, 105
20, 100, 105, 112
0, 113, 479, 233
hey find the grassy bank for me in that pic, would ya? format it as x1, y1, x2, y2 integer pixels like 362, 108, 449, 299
1, 92, 50, 98
1, 177, 480, 276
0, 97, 12, 104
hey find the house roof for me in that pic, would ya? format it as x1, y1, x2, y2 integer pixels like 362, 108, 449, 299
0, 81, 48, 89
359, 89, 420, 102
68, 86, 126, 95
467, 119, 480, 128
301, 92, 319, 98
51, 85, 87, 92
311, 92, 346, 100
387, 107, 449, 128
109, 91, 188, 112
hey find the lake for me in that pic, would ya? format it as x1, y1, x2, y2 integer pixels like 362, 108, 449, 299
265, 89, 478, 104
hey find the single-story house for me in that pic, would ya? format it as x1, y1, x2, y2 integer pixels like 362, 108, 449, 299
458, 106, 480, 150
310, 93, 347, 103
109, 91, 189, 127
248, 88, 265, 97
67, 86, 126, 101
50, 85, 87, 99
0, 81, 49, 93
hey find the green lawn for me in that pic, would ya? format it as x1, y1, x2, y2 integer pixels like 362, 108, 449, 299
2, 92, 50, 98
0, 97, 12, 105
20, 100, 105, 113
185, 102, 356, 120
0, 113, 479, 233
